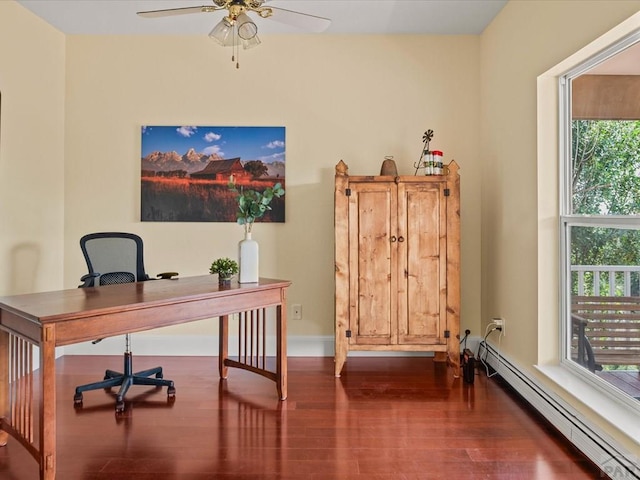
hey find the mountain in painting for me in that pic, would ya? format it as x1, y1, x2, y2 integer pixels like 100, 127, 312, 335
142, 150, 224, 173
143, 150, 285, 178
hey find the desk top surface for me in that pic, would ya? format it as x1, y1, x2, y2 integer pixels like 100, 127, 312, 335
0, 275, 290, 324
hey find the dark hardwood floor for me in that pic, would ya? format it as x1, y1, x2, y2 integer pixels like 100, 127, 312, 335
0, 356, 603, 479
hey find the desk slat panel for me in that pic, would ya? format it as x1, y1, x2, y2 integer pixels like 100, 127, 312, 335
1, 332, 39, 462
236, 309, 268, 370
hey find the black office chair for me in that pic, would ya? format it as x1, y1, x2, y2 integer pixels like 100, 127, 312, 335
73, 232, 178, 413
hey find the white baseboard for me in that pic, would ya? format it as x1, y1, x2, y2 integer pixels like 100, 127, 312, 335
62, 334, 337, 357
479, 341, 639, 480
62, 334, 481, 358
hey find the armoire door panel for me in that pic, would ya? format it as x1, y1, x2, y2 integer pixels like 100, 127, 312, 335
398, 183, 445, 344
348, 182, 397, 345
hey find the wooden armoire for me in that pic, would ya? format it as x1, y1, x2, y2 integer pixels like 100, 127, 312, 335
334, 160, 460, 377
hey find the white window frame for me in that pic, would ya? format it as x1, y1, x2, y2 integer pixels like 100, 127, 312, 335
559, 30, 640, 412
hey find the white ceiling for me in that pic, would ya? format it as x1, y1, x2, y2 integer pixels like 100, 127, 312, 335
15, 0, 508, 35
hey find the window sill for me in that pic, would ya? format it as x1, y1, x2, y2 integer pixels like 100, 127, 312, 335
535, 364, 640, 445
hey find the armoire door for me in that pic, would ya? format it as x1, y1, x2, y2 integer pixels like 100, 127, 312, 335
396, 181, 449, 346
347, 181, 398, 346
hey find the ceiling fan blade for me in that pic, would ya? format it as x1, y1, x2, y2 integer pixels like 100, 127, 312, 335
137, 6, 220, 18
267, 7, 331, 33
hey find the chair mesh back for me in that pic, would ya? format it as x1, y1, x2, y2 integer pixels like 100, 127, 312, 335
99, 271, 136, 285
80, 233, 148, 286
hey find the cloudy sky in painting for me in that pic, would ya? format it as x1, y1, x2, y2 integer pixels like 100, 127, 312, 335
141, 126, 285, 163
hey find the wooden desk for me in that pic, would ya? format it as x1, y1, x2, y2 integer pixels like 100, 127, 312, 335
0, 275, 290, 480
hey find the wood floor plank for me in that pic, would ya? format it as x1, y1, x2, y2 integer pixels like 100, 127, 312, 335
0, 356, 603, 479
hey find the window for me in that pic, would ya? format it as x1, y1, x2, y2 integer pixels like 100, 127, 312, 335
560, 31, 640, 406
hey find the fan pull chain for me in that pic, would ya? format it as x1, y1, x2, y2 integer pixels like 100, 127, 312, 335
231, 25, 240, 69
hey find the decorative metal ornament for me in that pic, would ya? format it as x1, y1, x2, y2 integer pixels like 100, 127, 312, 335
414, 129, 435, 175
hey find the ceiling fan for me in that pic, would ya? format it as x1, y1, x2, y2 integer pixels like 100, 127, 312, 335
137, 0, 332, 68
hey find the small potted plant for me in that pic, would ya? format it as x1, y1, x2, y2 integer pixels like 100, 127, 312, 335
209, 257, 239, 287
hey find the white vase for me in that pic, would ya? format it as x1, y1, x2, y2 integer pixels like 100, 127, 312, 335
238, 231, 259, 283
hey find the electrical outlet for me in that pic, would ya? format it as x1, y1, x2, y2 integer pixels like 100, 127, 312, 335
292, 304, 302, 320
492, 317, 505, 336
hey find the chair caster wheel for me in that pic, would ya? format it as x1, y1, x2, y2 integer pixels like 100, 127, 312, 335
167, 386, 176, 398
115, 401, 125, 413
73, 393, 83, 406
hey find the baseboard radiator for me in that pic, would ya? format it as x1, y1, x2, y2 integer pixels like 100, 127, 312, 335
480, 342, 639, 479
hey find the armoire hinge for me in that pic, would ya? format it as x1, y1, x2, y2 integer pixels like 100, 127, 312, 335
346, 329, 352, 338
444, 330, 450, 338
444, 188, 450, 197
345, 188, 351, 196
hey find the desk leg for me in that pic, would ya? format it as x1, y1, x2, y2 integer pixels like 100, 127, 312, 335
40, 325, 56, 480
276, 304, 287, 400
219, 314, 228, 379
0, 329, 7, 447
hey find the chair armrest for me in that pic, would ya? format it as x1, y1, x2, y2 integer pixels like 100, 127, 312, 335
79, 272, 100, 288
157, 272, 179, 280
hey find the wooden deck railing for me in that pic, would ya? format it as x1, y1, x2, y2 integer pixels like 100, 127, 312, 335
571, 265, 640, 371
571, 265, 640, 296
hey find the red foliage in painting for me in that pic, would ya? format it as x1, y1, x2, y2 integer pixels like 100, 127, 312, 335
141, 177, 285, 223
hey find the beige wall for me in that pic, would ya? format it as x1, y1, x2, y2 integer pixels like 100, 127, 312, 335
481, 0, 640, 448
480, 0, 640, 365
62, 34, 482, 337
0, 2, 66, 296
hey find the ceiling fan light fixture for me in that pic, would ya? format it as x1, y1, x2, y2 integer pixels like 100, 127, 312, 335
236, 12, 258, 40
208, 16, 234, 45
241, 34, 261, 50
138, 0, 331, 69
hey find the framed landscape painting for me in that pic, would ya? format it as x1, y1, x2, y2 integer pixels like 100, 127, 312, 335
141, 125, 285, 222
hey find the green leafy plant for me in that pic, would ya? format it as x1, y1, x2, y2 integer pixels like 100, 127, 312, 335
209, 257, 239, 279
228, 181, 285, 234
